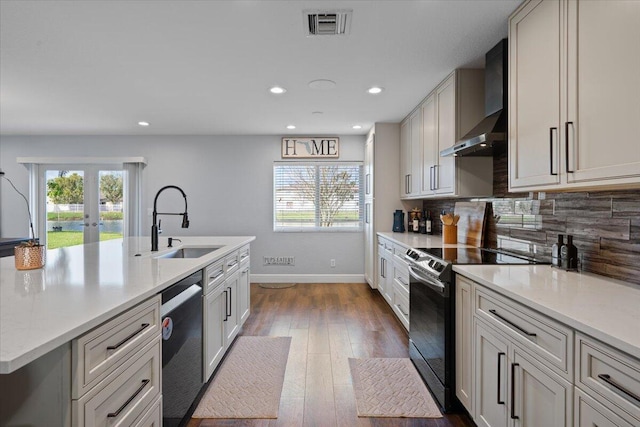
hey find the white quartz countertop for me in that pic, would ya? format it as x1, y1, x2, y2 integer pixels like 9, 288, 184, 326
454, 265, 640, 360
0, 236, 255, 373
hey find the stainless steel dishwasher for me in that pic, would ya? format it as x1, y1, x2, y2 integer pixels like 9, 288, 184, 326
160, 270, 204, 427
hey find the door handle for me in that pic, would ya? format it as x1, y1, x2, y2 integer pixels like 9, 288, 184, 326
549, 127, 558, 176
511, 363, 519, 420
223, 290, 229, 321
565, 121, 574, 173
497, 352, 505, 405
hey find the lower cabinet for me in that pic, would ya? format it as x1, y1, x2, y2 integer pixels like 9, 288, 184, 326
474, 319, 571, 427
377, 237, 393, 305
455, 275, 474, 413
204, 283, 227, 380
574, 387, 636, 427
203, 245, 251, 381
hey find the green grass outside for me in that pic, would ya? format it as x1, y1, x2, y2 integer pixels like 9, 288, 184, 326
47, 231, 122, 249
47, 212, 123, 221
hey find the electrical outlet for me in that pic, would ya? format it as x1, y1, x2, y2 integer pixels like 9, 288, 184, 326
330, 259, 336, 268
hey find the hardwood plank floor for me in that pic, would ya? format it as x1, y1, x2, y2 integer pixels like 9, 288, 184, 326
187, 283, 474, 427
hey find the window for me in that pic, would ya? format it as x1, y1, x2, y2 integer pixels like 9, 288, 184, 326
274, 162, 363, 231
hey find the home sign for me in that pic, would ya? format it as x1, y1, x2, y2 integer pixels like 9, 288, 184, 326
281, 137, 339, 159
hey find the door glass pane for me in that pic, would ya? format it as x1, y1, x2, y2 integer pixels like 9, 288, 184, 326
46, 169, 85, 249
98, 170, 123, 242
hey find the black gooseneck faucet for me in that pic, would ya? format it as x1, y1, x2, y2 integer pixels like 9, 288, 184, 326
151, 185, 189, 251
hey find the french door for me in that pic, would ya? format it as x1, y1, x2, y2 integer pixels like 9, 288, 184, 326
40, 165, 124, 249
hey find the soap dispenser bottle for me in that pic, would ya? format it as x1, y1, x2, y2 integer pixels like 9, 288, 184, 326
551, 234, 564, 267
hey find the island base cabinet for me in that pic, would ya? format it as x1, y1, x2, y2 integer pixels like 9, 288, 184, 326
238, 256, 250, 324
73, 336, 161, 427
224, 271, 240, 344
204, 283, 227, 381
474, 319, 572, 427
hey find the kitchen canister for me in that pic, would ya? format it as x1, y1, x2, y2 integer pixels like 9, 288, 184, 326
442, 224, 457, 244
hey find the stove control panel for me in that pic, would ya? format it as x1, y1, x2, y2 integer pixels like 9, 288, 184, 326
404, 248, 449, 279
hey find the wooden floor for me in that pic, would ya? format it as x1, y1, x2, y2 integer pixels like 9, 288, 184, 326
187, 283, 474, 427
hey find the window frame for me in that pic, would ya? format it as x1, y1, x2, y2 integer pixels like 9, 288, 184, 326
273, 161, 364, 232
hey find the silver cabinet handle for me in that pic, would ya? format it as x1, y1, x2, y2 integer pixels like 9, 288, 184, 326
209, 269, 224, 280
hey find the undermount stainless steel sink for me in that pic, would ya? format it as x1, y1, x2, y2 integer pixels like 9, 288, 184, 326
154, 246, 222, 259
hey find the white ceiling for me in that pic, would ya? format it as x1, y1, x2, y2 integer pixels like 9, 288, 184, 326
0, 0, 521, 136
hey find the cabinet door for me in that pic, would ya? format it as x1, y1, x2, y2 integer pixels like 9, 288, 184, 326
511, 346, 571, 427
509, 0, 563, 190
422, 94, 437, 195
475, 320, 509, 427
456, 276, 474, 414
204, 285, 226, 380
435, 74, 456, 195
566, 0, 640, 185
400, 119, 412, 197
364, 202, 374, 288
365, 134, 374, 197
238, 261, 250, 324
224, 272, 240, 344
409, 109, 422, 196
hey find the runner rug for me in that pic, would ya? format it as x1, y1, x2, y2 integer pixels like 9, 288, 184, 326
348, 358, 443, 418
192, 336, 292, 419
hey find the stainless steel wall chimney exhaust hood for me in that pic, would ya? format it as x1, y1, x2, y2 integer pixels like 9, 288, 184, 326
440, 39, 507, 157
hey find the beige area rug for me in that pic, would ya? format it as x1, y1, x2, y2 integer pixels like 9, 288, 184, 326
258, 283, 296, 289
349, 358, 443, 418
192, 336, 292, 419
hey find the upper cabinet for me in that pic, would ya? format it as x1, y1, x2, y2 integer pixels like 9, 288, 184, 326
509, 0, 640, 192
401, 69, 493, 200
400, 110, 422, 197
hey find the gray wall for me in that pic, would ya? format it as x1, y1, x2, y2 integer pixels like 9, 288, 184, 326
0, 135, 366, 280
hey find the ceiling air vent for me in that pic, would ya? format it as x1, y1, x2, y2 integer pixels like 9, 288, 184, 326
303, 10, 352, 36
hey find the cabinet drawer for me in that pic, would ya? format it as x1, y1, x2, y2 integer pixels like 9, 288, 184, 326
204, 259, 225, 294
72, 296, 161, 399
575, 387, 636, 427
393, 263, 409, 301
576, 333, 640, 421
475, 287, 572, 379
225, 251, 239, 275
392, 289, 409, 331
238, 245, 250, 265
393, 243, 409, 262
73, 336, 161, 427
133, 395, 162, 427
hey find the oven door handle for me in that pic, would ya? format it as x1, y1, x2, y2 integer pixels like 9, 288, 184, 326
408, 265, 446, 293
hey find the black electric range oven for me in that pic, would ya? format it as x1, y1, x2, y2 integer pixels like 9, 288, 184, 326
404, 246, 547, 413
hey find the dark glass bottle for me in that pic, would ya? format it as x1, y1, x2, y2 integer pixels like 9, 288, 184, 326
426, 210, 433, 234
418, 212, 427, 234
566, 235, 578, 270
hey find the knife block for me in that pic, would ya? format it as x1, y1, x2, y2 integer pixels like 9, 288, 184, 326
443, 224, 457, 244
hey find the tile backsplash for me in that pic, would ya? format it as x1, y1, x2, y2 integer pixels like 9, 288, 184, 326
422, 150, 640, 285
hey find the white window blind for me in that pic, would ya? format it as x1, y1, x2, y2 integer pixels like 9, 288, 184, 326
274, 162, 363, 232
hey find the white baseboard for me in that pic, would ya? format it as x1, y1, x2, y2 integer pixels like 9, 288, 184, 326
250, 273, 365, 284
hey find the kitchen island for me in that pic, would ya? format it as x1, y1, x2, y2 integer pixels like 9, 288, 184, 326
0, 235, 254, 426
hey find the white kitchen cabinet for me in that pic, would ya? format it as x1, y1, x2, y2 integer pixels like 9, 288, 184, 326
475, 320, 510, 427
238, 245, 250, 324
456, 275, 474, 414
575, 333, 640, 425
363, 124, 403, 289
405, 69, 492, 200
509, 0, 640, 192
474, 319, 572, 427
400, 111, 422, 198
574, 387, 636, 427
391, 243, 410, 331
223, 271, 240, 345
204, 282, 226, 380
377, 237, 393, 305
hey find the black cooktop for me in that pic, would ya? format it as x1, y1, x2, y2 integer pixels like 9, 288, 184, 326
415, 247, 548, 265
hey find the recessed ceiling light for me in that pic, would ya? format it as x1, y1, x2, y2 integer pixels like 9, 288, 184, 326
480, 143, 488, 147
270, 86, 286, 94
308, 79, 337, 90
367, 86, 384, 94
286, 125, 296, 130
352, 125, 362, 130
138, 121, 149, 126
